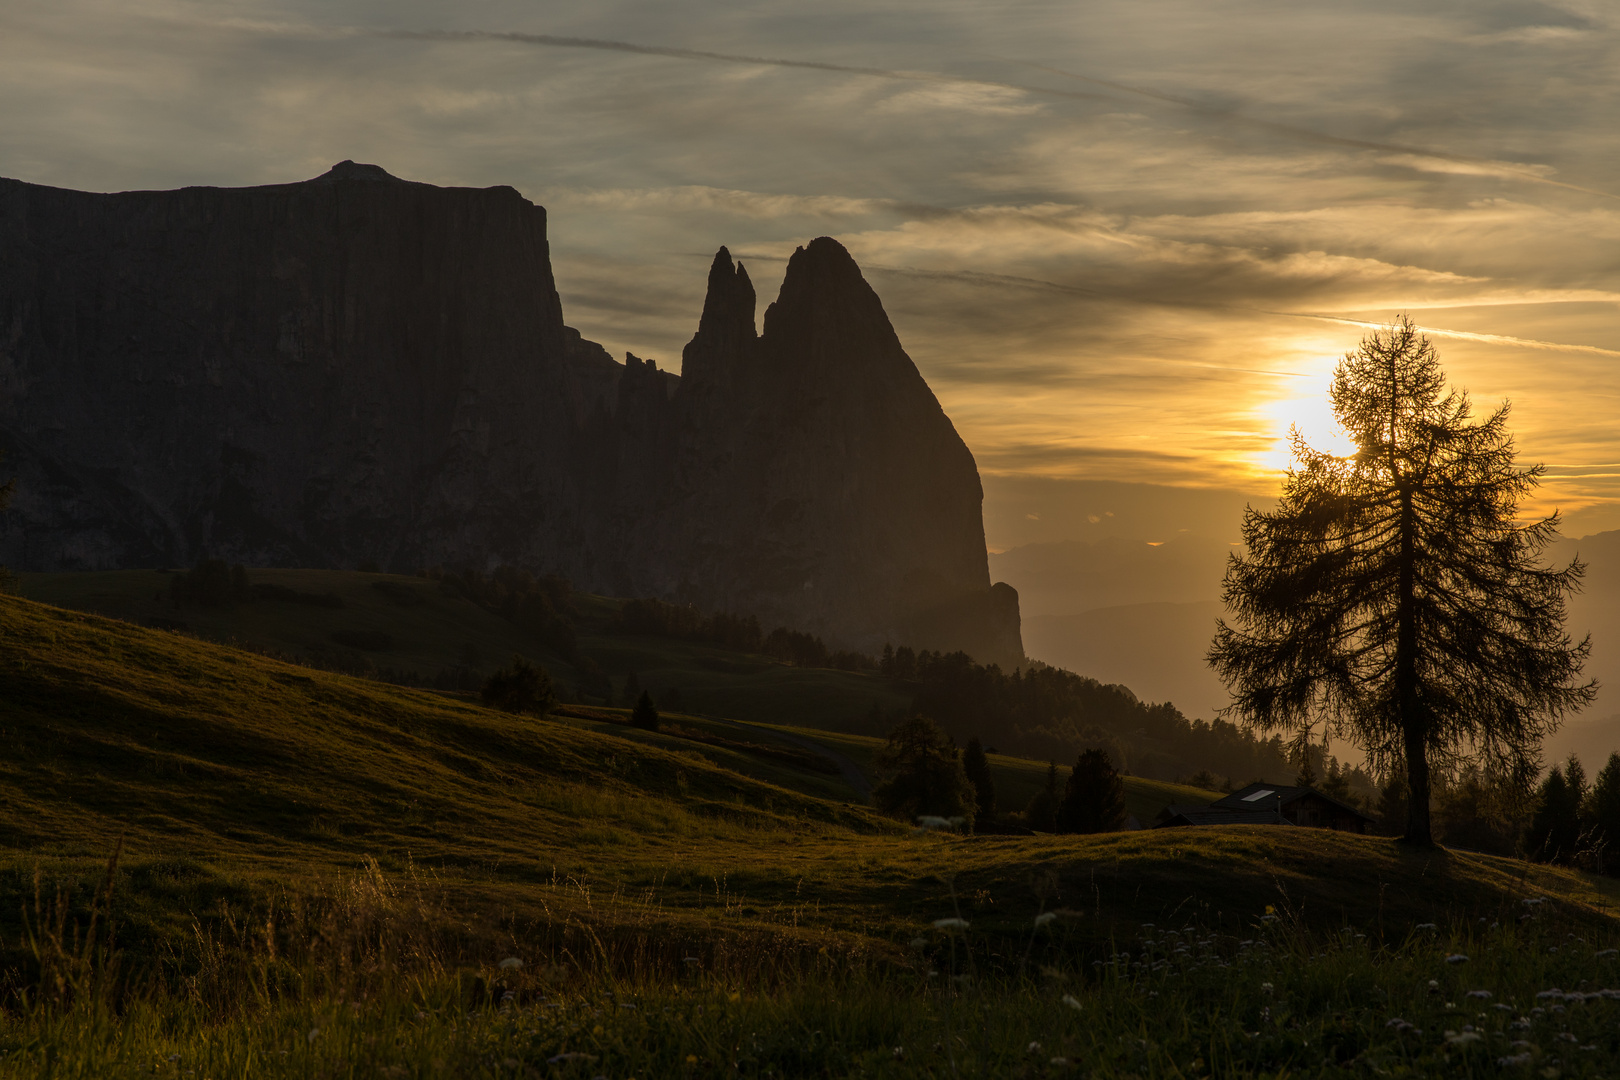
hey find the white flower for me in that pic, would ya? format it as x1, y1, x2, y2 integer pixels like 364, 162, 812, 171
499, 957, 524, 970
1026, 1042, 1042, 1054
909, 937, 929, 950
1497, 1052, 1533, 1067
1061, 994, 1083, 1011
932, 917, 970, 932
1260, 982, 1274, 995
1445, 1030, 1484, 1046
1446, 954, 1469, 964
307, 1028, 320, 1044
1035, 912, 1057, 927
1466, 990, 1491, 1000
1049, 1057, 1071, 1067
1415, 923, 1437, 931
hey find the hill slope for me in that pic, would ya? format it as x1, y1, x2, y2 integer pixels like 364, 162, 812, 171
3, 592, 1616, 980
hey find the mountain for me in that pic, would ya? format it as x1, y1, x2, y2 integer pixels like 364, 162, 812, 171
0, 162, 1020, 665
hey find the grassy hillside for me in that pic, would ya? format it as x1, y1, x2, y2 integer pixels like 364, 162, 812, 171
8, 590, 1620, 1076
14, 569, 916, 730
4, 590, 1615, 968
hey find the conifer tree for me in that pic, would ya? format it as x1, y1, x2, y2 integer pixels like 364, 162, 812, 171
962, 736, 996, 817
1528, 763, 1581, 863
1585, 752, 1620, 875
1055, 748, 1128, 834
631, 690, 660, 732
1025, 762, 1061, 832
1210, 317, 1595, 845
870, 715, 976, 826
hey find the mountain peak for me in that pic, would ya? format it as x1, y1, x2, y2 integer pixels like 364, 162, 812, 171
311, 161, 403, 184
680, 246, 758, 390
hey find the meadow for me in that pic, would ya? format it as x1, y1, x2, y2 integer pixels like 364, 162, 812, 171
5, 589, 1620, 1075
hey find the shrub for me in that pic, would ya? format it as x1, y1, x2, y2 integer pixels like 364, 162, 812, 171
480, 656, 557, 716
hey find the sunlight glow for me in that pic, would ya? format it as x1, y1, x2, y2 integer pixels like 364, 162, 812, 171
1257, 380, 1358, 473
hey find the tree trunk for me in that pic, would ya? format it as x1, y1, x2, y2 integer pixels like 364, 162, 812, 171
1396, 486, 1434, 845
1403, 724, 1433, 845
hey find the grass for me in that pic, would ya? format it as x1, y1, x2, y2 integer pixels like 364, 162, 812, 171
6, 589, 1620, 1075
13, 569, 917, 729
6, 891, 1620, 1077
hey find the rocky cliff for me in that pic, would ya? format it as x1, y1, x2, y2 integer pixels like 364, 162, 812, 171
0, 162, 1022, 665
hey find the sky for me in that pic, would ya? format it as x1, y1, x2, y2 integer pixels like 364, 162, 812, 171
4, 0, 1618, 551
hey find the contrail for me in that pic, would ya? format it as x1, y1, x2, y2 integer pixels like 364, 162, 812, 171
860, 262, 1620, 361
1271, 312, 1620, 358
379, 29, 1619, 202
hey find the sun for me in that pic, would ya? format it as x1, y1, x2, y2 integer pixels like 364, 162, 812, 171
1257, 381, 1358, 473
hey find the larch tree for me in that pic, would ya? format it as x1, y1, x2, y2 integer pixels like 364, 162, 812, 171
1208, 317, 1595, 846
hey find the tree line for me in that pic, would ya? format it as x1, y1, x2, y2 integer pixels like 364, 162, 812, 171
870, 715, 1128, 835
611, 597, 875, 671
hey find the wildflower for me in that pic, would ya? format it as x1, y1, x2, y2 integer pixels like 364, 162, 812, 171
1264, 905, 1275, 915
1446, 954, 1469, 964
1498, 1053, 1534, 1067
1428, 979, 1440, 991
1416, 923, 1437, 931
1536, 989, 1564, 1000
892, 1047, 905, 1058
307, 1028, 320, 1044
1445, 1030, 1484, 1046
499, 957, 524, 970
1466, 990, 1492, 1000
1062, 994, 1083, 1011
1049, 1057, 1071, 1067
1035, 912, 1057, 927
682, 956, 702, 965
1597, 948, 1619, 958
685, 1055, 698, 1065
1027, 1042, 1042, 1054
1260, 982, 1274, 995
909, 937, 928, 950
932, 917, 970, 932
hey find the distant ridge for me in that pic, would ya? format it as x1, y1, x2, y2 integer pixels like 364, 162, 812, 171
0, 164, 1021, 665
